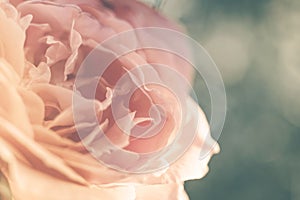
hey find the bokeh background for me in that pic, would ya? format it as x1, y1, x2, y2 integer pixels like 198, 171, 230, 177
162, 0, 300, 199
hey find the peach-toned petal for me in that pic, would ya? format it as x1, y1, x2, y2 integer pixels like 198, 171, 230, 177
47, 106, 75, 127
0, 139, 135, 200
64, 21, 82, 77
44, 88, 112, 129
33, 125, 76, 148
0, 117, 87, 185
135, 183, 189, 200
17, 87, 45, 125
0, 1, 18, 20
0, 2, 26, 76
42, 144, 130, 185
18, 13, 32, 30
0, 71, 33, 137
30, 83, 73, 111
0, 59, 19, 84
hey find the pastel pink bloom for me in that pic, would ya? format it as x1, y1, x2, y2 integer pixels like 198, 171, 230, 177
0, 0, 220, 199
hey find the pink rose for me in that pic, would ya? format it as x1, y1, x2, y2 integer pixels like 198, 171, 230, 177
0, 0, 220, 199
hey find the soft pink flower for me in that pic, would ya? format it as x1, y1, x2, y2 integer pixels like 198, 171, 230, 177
0, 0, 220, 199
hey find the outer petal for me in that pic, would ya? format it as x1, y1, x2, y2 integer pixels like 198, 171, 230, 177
17, 87, 45, 125
135, 183, 189, 200
0, 64, 33, 137
0, 117, 87, 185
111, 0, 194, 81
162, 97, 220, 182
0, 2, 26, 76
0, 139, 136, 200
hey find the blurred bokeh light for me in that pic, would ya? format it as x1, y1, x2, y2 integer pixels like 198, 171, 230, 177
161, 0, 300, 199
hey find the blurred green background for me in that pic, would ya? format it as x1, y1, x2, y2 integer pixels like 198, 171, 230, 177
162, 0, 300, 199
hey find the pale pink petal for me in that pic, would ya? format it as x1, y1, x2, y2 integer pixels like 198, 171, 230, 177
64, 21, 82, 77
74, 13, 115, 43
24, 23, 51, 64
27, 61, 51, 84
162, 97, 220, 182
43, 35, 70, 66
17, 1, 81, 32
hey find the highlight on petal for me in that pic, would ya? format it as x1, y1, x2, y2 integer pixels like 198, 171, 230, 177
0, 1, 27, 76
0, 69, 33, 137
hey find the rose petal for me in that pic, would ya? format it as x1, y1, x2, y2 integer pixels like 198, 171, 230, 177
135, 183, 189, 200
0, 138, 135, 200
0, 2, 25, 76
0, 117, 87, 185
17, 87, 45, 125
